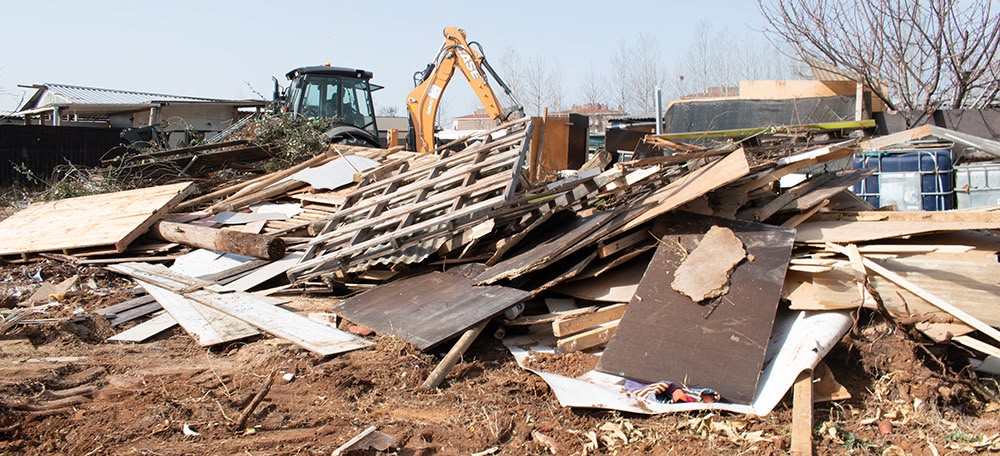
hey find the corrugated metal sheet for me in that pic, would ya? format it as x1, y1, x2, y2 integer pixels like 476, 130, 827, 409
23, 83, 224, 110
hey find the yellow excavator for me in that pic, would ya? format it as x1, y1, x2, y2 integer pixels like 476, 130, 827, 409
405, 26, 523, 152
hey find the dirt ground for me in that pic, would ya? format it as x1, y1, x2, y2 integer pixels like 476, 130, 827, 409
2, 260, 1000, 455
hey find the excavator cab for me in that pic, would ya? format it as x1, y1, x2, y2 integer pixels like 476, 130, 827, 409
274, 65, 382, 147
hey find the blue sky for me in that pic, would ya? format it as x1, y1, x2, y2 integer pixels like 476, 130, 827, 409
0, 0, 773, 117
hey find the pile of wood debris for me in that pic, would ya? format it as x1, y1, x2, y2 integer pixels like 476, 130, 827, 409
1, 116, 999, 452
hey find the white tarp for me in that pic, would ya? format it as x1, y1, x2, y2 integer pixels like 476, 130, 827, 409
292, 155, 380, 190
503, 309, 852, 415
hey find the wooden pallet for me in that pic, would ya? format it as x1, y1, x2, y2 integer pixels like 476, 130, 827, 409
287, 120, 535, 281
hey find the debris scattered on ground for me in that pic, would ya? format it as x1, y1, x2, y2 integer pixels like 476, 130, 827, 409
2, 113, 1000, 454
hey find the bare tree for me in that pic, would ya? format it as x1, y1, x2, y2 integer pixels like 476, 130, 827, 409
626, 33, 667, 114
497, 48, 563, 116
759, 0, 1000, 122
498, 47, 524, 103
546, 62, 565, 112
578, 63, 607, 107
608, 38, 632, 113
377, 105, 399, 117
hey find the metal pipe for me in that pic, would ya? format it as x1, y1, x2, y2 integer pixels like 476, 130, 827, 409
655, 86, 663, 135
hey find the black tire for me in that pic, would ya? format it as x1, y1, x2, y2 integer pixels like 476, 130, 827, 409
328, 134, 379, 148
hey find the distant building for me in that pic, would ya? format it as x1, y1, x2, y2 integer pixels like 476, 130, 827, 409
451, 109, 497, 131
550, 103, 626, 135
453, 103, 625, 135
679, 86, 740, 100
15, 82, 266, 147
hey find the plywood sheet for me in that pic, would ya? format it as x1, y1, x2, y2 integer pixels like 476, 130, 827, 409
0, 182, 194, 256
597, 213, 795, 404
332, 271, 530, 350
795, 220, 1000, 243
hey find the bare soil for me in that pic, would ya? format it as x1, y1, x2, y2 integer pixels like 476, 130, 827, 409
2, 260, 999, 455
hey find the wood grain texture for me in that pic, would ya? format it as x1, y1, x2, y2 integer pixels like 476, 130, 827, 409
0, 182, 194, 256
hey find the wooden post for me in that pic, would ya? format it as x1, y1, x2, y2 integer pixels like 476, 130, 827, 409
421, 320, 488, 389
791, 369, 814, 456
149, 221, 286, 260
855, 81, 864, 121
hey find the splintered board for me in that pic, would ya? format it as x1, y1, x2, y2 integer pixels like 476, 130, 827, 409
0, 182, 194, 257
597, 213, 795, 404
332, 271, 530, 350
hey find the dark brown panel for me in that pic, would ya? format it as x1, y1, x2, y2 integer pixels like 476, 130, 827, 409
597, 213, 794, 404
332, 271, 529, 350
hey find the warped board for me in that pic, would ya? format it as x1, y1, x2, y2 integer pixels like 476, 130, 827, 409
621, 148, 750, 231
553, 259, 646, 303
137, 280, 260, 346
332, 271, 530, 350
598, 213, 795, 404
0, 182, 194, 257
795, 220, 1000, 243
108, 262, 371, 356
475, 211, 618, 285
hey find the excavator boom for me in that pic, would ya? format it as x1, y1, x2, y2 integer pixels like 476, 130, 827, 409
406, 27, 521, 152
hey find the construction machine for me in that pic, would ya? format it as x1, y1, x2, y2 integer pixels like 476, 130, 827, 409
406, 26, 523, 153
273, 65, 382, 148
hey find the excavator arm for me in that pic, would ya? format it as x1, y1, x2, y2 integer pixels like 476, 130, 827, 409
406, 26, 522, 152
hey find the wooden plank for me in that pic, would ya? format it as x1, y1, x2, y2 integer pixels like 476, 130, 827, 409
486, 208, 560, 267
332, 271, 529, 351
782, 199, 829, 228
597, 230, 650, 258
622, 148, 751, 232
654, 121, 875, 141
811, 210, 1000, 223
107, 313, 175, 343
188, 290, 372, 356
598, 213, 795, 404
738, 141, 857, 193
785, 169, 874, 213
107, 301, 163, 327
553, 259, 644, 303
528, 250, 599, 296
753, 168, 873, 222
0, 182, 194, 256
795, 220, 1000, 243
221, 252, 304, 292
954, 335, 1000, 359
137, 280, 260, 346
556, 320, 619, 353
553, 303, 627, 337
504, 306, 598, 326
602, 165, 662, 191
475, 211, 618, 285
828, 244, 1000, 346
790, 369, 814, 456
108, 263, 371, 355
421, 320, 489, 389
859, 125, 932, 151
